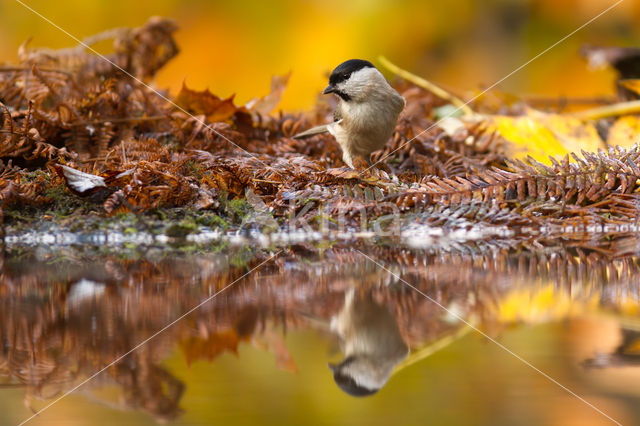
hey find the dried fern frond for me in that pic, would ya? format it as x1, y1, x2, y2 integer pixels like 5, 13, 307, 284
386, 145, 640, 210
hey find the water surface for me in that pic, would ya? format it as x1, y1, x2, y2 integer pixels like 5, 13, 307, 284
1, 243, 640, 425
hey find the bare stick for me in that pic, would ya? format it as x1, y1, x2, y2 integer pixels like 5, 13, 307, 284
378, 55, 475, 116
572, 100, 640, 120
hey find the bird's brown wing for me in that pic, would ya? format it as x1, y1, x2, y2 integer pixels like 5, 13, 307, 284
293, 124, 330, 139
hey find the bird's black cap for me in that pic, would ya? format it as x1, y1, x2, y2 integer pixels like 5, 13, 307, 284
329, 356, 379, 397
328, 59, 375, 86
332, 370, 379, 397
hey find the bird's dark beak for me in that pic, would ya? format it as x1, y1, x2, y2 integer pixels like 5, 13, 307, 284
323, 85, 336, 95
328, 362, 338, 372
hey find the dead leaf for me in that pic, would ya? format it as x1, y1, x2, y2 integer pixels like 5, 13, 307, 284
176, 82, 240, 122
581, 45, 640, 99
252, 325, 298, 373
487, 109, 603, 162
56, 164, 107, 193
437, 116, 468, 139
606, 116, 640, 147
325, 167, 361, 180
179, 329, 240, 365
620, 79, 640, 97
581, 45, 640, 78
246, 72, 291, 115
193, 188, 218, 210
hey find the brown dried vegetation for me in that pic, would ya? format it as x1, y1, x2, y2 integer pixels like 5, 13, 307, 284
1, 18, 640, 234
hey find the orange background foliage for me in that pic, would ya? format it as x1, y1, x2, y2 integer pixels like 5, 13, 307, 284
1, 0, 639, 110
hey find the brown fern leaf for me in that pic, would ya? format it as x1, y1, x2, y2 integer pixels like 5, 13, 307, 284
0, 101, 73, 161
387, 145, 640, 210
18, 18, 178, 82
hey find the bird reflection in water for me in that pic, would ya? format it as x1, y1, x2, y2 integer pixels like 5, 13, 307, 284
328, 289, 409, 396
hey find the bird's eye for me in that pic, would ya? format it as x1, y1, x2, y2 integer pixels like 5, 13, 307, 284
344, 73, 351, 80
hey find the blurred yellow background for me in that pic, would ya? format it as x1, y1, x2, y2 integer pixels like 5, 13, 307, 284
0, 0, 639, 110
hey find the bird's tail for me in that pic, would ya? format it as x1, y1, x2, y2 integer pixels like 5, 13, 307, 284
293, 124, 330, 139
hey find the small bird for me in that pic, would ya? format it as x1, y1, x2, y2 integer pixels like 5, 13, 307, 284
294, 59, 405, 169
328, 289, 409, 396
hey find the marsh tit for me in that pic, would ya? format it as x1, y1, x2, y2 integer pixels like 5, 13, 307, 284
328, 289, 409, 396
294, 59, 405, 169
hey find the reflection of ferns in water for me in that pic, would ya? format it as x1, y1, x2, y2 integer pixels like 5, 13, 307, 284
1, 246, 638, 418
0, 294, 185, 421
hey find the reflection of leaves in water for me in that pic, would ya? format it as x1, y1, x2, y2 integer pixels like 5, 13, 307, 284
584, 327, 640, 369
1, 244, 639, 418
179, 307, 258, 365
0, 295, 185, 421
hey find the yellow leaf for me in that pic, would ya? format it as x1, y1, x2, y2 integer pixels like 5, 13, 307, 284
620, 79, 640, 97
625, 340, 640, 355
606, 116, 640, 148
486, 109, 602, 163
495, 284, 596, 324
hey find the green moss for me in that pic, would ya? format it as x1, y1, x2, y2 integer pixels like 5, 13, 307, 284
178, 244, 199, 254
229, 246, 255, 268
3, 185, 259, 248
43, 185, 66, 200
227, 198, 251, 217
165, 219, 199, 238
184, 160, 206, 180
123, 227, 138, 235
149, 208, 168, 221
195, 213, 229, 230
114, 212, 136, 221
20, 169, 52, 184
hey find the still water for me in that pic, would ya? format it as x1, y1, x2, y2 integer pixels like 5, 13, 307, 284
1, 242, 640, 425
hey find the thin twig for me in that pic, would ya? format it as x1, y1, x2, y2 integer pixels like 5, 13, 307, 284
79, 157, 107, 163
252, 178, 281, 185
70, 115, 169, 126
0, 66, 73, 76
391, 326, 472, 376
572, 100, 640, 120
522, 95, 613, 106
378, 55, 475, 116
